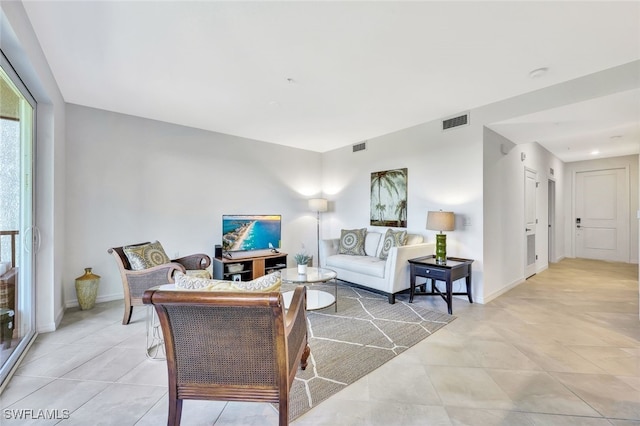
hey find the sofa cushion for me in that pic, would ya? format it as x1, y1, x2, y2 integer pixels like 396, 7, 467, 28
124, 241, 170, 270
338, 228, 367, 255
326, 254, 386, 278
364, 232, 382, 256
174, 271, 281, 292
379, 229, 408, 260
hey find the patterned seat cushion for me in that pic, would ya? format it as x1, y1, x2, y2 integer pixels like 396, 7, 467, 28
185, 269, 211, 279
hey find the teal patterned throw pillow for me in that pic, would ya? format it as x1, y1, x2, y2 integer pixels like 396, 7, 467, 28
338, 228, 367, 255
379, 229, 408, 260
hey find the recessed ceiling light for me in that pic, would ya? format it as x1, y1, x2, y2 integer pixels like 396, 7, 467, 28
529, 67, 548, 78
591, 150, 600, 155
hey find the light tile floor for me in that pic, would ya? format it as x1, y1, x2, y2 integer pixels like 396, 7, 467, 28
0, 258, 638, 425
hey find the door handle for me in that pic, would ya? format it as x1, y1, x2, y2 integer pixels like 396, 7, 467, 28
525, 228, 532, 232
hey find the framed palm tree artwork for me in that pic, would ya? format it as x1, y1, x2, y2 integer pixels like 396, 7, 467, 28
370, 168, 408, 228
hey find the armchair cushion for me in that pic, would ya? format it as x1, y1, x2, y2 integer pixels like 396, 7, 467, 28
185, 269, 211, 279
123, 241, 170, 270
174, 271, 282, 292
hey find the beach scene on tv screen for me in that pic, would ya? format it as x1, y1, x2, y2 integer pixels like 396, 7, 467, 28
222, 215, 281, 252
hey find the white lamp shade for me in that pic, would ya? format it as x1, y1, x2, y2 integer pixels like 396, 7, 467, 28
308, 198, 328, 212
426, 211, 455, 231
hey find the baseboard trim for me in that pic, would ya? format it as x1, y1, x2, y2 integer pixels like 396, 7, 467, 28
483, 277, 524, 304
64, 293, 123, 309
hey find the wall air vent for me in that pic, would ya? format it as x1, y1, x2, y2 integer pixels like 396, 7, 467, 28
353, 141, 367, 152
442, 113, 470, 131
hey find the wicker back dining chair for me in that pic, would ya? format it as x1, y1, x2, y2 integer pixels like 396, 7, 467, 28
108, 242, 211, 325
143, 285, 310, 426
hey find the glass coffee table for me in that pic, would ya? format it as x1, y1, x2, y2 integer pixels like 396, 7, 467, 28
280, 267, 338, 311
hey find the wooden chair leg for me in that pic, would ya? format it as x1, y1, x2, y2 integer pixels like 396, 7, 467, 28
278, 398, 289, 426
300, 344, 310, 370
122, 304, 133, 325
168, 398, 182, 426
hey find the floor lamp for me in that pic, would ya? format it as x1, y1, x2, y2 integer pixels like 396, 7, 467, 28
308, 198, 328, 267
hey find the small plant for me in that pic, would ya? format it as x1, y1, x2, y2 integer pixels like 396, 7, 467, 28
294, 252, 311, 265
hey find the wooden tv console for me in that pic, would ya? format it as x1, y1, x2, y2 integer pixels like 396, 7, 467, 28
211, 252, 288, 281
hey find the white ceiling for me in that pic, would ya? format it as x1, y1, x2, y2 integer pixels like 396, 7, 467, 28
489, 88, 640, 163
21, 1, 640, 160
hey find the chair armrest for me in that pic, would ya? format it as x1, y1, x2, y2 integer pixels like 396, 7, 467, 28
319, 239, 340, 267
173, 253, 212, 270
125, 262, 186, 298
284, 286, 308, 374
285, 285, 307, 331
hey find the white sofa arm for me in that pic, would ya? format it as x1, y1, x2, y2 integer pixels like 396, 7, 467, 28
319, 238, 340, 267
386, 243, 435, 294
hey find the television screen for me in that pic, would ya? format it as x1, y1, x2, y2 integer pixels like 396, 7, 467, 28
222, 215, 281, 253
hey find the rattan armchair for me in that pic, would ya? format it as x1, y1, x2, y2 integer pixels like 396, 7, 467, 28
108, 243, 211, 325
143, 285, 310, 426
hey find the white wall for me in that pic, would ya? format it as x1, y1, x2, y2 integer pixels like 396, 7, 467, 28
322, 118, 486, 300
1, 1, 66, 332
483, 128, 566, 302
563, 154, 639, 263
64, 105, 322, 306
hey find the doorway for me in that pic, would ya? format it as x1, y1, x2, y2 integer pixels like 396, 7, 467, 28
524, 168, 537, 278
548, 179, 556, 263
574, 168, 629, 262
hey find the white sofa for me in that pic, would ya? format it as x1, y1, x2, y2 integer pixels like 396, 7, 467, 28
319, 230, 434, 303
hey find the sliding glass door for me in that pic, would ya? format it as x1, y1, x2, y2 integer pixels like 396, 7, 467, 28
0, 52, 36, 386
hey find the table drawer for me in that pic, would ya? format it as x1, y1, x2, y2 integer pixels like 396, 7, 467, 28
412, 265, 447, 281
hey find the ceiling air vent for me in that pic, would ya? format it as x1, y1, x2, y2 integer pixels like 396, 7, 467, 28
353, 141, 367, 152
442, 113, 470, 131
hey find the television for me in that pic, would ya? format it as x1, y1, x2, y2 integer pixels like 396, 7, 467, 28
222, 215, 282, 256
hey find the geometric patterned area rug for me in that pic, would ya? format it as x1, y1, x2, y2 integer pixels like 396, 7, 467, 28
281, 282, 455, 421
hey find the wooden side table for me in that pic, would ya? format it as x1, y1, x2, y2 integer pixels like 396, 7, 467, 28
408, 256, 474, 314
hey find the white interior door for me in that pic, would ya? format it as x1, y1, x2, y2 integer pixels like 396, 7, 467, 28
575, 168, 629, 262
525, 168, 537, 278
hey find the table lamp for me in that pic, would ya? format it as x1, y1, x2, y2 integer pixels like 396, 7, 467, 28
308, 198, 328, 266
426, 210, 455, 264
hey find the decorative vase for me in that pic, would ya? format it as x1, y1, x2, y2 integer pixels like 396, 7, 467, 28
75, 267, 100, 310
435, 234, 447, 265
297, 264, 307, 275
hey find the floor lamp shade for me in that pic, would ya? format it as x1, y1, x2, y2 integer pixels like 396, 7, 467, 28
309, 198, 328, 267
308, 198, 328, 213
426, 211, 455, 264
